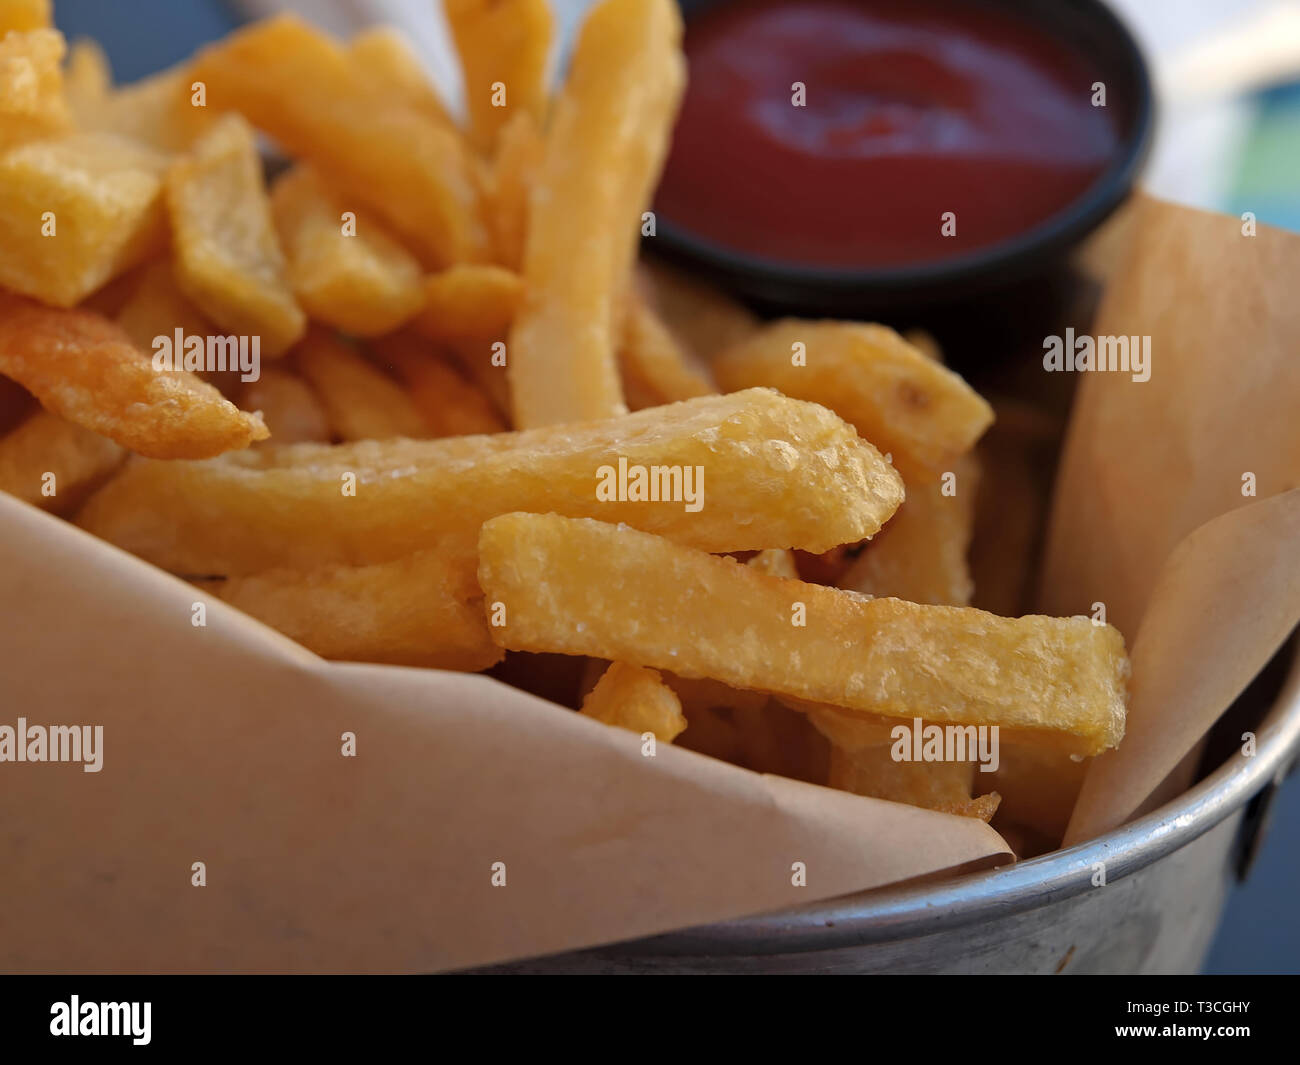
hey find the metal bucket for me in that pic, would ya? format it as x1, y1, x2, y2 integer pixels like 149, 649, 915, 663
476, 645, 1300, 974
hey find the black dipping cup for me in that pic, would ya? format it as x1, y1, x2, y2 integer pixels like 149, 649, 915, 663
650, 0, 1154, 351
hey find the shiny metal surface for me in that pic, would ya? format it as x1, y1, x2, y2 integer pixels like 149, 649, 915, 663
475, 647, 1300, 973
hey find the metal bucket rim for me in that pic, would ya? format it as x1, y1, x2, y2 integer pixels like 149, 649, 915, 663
631, 646, 1300, 958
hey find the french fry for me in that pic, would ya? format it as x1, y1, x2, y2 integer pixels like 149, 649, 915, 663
236, 367, 330, 445
795, 702, 897, 752
78, 66, 214, 154
444, 0, 553, 154
635, 258, 758, 362
189, 14, 489, 267
165, 113, 306, 356
270, 165, 425, 338
486, 111, 543, 270
580, 661, 687, 743
412, 265, 521, 413
714, 321, 995, 479
0, 294, 267, 458
476, 513, 1130, 756
445, 338, 512, 423
839, 455, 980, 607
62, 37, 112, 122
828, 745, 1000, 822
0, 27, 70, 151
414, 264, 522, 346
508, 0, 685, 427
292, 328, 427, 442
78, 389, 902, 575
619, 294, 715, 409
348, 26, 453, 129
811, 679, 1002, 821
0, 0, 49, 32
987, 741, 1089, 845
0, 132, 168, 307
114, 259, 216, 354
370, 332, 506, 437
824, 452, 992, 815
747, 548, 799, 580
209, 542, 501, 671
0, 409, 124, 512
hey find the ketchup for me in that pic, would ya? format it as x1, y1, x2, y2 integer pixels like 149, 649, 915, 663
655, 0, 1119, 269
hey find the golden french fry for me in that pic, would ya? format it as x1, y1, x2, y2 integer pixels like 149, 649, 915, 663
486, 111, 543, 270
714, 321, 994, 479
210, 543, 501, 671
348, 26, 453, 129
795, 702, 897, 751
236, 367, 330, 445
477, 513, 1130, 756
635, 258, 758, 363
444, 0, 553, 154
78, 389, 901, 575
0, 132, 167, 307
62, 36, 112, 122
0, 0, 49, 31
795, 695, 1099, 776
822, 453, 988, 814
189, 14, 489, 267
987, 741, 1089, 846
828, 745, 1000, 822
580, 661, 687, 742
444, 338, 512, 423
0, 294, 266, 458
747, 548, 799, 580
370, 332, 506, 437
114, 258, 216, 353
839, 455, 980, 606
0, 409, 124, 512
166, 113, 306, 355
619, 295, 715, 409
292, 328, 427, 442
415, 264, 522, 346
0, 27, 70, 151
508, 0, 685, 427
78, 66, 214, 154
270, 165, 425, 337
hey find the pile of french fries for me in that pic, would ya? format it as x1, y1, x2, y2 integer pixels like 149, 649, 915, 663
0, 0, 1129, 853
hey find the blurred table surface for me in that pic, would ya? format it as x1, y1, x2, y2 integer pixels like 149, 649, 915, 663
49, 0, 1300, 975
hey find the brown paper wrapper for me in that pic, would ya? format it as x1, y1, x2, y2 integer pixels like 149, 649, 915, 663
1042, 194, 1300, 843
0, 497, 1006, 972
1, 194, 1296, 971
